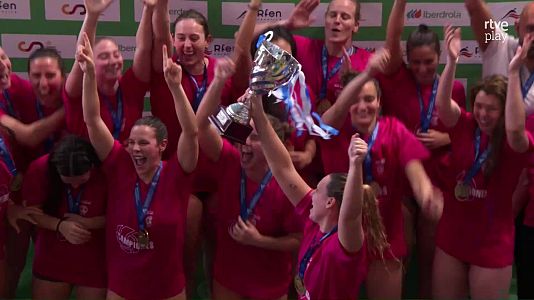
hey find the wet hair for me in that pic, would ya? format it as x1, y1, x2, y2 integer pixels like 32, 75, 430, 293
251, 26, 297, 58
266, 114, 292, 142
133, 116, 168, 144
341, 70, 382, 99
470, 74, 508, 178
173, 9, 210, 37
326, 0, 360, 21
326, 173, 389, 259
44, 135, 100, 215
406, 24, 441, 59
27, 47, 65, 77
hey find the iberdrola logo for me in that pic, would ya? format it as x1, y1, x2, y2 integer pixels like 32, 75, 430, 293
407, 9, 422, 19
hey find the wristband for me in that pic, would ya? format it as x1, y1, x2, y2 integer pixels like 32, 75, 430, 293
55, 217, 67, 235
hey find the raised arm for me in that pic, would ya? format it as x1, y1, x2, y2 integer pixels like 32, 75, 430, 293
322, 48, 390, 129
195, 58, 235, 162
250, 93, 310, 206
78, 33, 114, 161
133, 0, 156, 83
338, 134, 366, 253
506, 35, 531, 153
383, 0, 406, 74
464, 0, 495, 52
253, 0, 319, 37
163, 45, 198, 173
231, 0, 261, 93
0, 108, 65, 148
436, 26, 462, 128
152, 0, 173, 73
65, 0, 113, 98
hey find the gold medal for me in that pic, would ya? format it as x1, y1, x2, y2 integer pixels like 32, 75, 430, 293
294, 275, 306, 296
138, 229, 150, 250
369, 181, 381, 197
454, 182, 470, 201
316, 99, 332, 116
10, 173, 22, 192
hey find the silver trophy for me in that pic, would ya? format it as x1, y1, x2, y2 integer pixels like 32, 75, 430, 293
209, 32, 300, 144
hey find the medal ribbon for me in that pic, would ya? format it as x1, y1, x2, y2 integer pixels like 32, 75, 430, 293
240, 169, 272, 220
416, 77, 438, 133
319, 45, 354, 100
135, 162, 163, 232
363, 121, 380, 183
35, 100, 54, 152
462, 128, 491, 185
1, 90, 18, 118
0, 137, 16, 176
101, 88, 124, 140
298, 225, 338, 279
66, 185, 85, 214
522, 72, 534, 99
186, 64, 208, 112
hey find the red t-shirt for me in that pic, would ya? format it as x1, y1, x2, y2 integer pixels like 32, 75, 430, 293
0, 159, 12, 260
319, 116, 429, 259
102, 141, 192, 300
377, 64, 466, 189
64, 68, 147, 143
437, 111, 533, 267
295, 191, 367, 300
23, 154, 107, 287
150, 55, 241, 160
210, 140, 303, 299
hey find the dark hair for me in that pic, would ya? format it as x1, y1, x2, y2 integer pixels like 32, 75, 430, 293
266, 114, 291, 142
94, 37, 118, 48
133, 116, 168, 144
326, 0, 360, 21
27, 47, 65, 77
406, 24, 441, 59
341, 70, 382, 99
470, 74, 508, 178
251, 26, 297, 58
173, 9, 210, 37
44, 135, 100, 215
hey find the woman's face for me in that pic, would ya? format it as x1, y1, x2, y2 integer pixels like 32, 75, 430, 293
407, 45, 439, 85
0, 47, 12, 90
473, 90, 503, 135
28, 57, 64, 107
238, 121, 267, 170
60, 171, 91, 189
126, 125, 166, 178
310, 176, 334, 223
272, 38, 292, 55
349, 81, 380, 130
94, 39, 123, 83
174, 18, 210, 69
324, 0, 358, 46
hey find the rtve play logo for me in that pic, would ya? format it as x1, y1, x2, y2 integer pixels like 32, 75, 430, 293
61, 4, 86, 15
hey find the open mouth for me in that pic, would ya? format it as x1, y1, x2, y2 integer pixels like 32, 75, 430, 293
240, 145, 253, 164
133, 155, 147, 167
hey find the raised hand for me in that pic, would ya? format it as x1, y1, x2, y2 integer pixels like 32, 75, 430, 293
76, 32, 95, 74
365, 48, 391, 77
84, 0, 114, 16
348, 134, 368, 165
249, 0, 261, 9
509, 33, 532, 73
444, 25, 461, 63
163, 45, 183, 89
340, 47, 353, 76
286, 0, 319, 30
143, 0, 158, 8
215, 56, 236, 80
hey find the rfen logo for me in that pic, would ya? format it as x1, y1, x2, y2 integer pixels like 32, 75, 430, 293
61, 4, 86, 15
406, 9, 422, 19
209, 39, 235, 58
236, 8, 282, 20
45, 0, 119, 21
222, 3, 293, 25
459, 47, 474, 58
17, 41, 45, 52
0, 0, 30, 19
501, 8, 520, 20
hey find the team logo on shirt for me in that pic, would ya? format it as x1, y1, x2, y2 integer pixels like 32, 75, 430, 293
455, 171, 487, 201
116, 225, 154, 253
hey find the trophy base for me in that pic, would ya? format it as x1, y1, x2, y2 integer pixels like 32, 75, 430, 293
209, 106, 253, 145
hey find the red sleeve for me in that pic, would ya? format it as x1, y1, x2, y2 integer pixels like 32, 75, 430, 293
62, 88, 86, 138
22, 155, 50, 207
392, 118, 430, 167
452, 80, 467, 109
